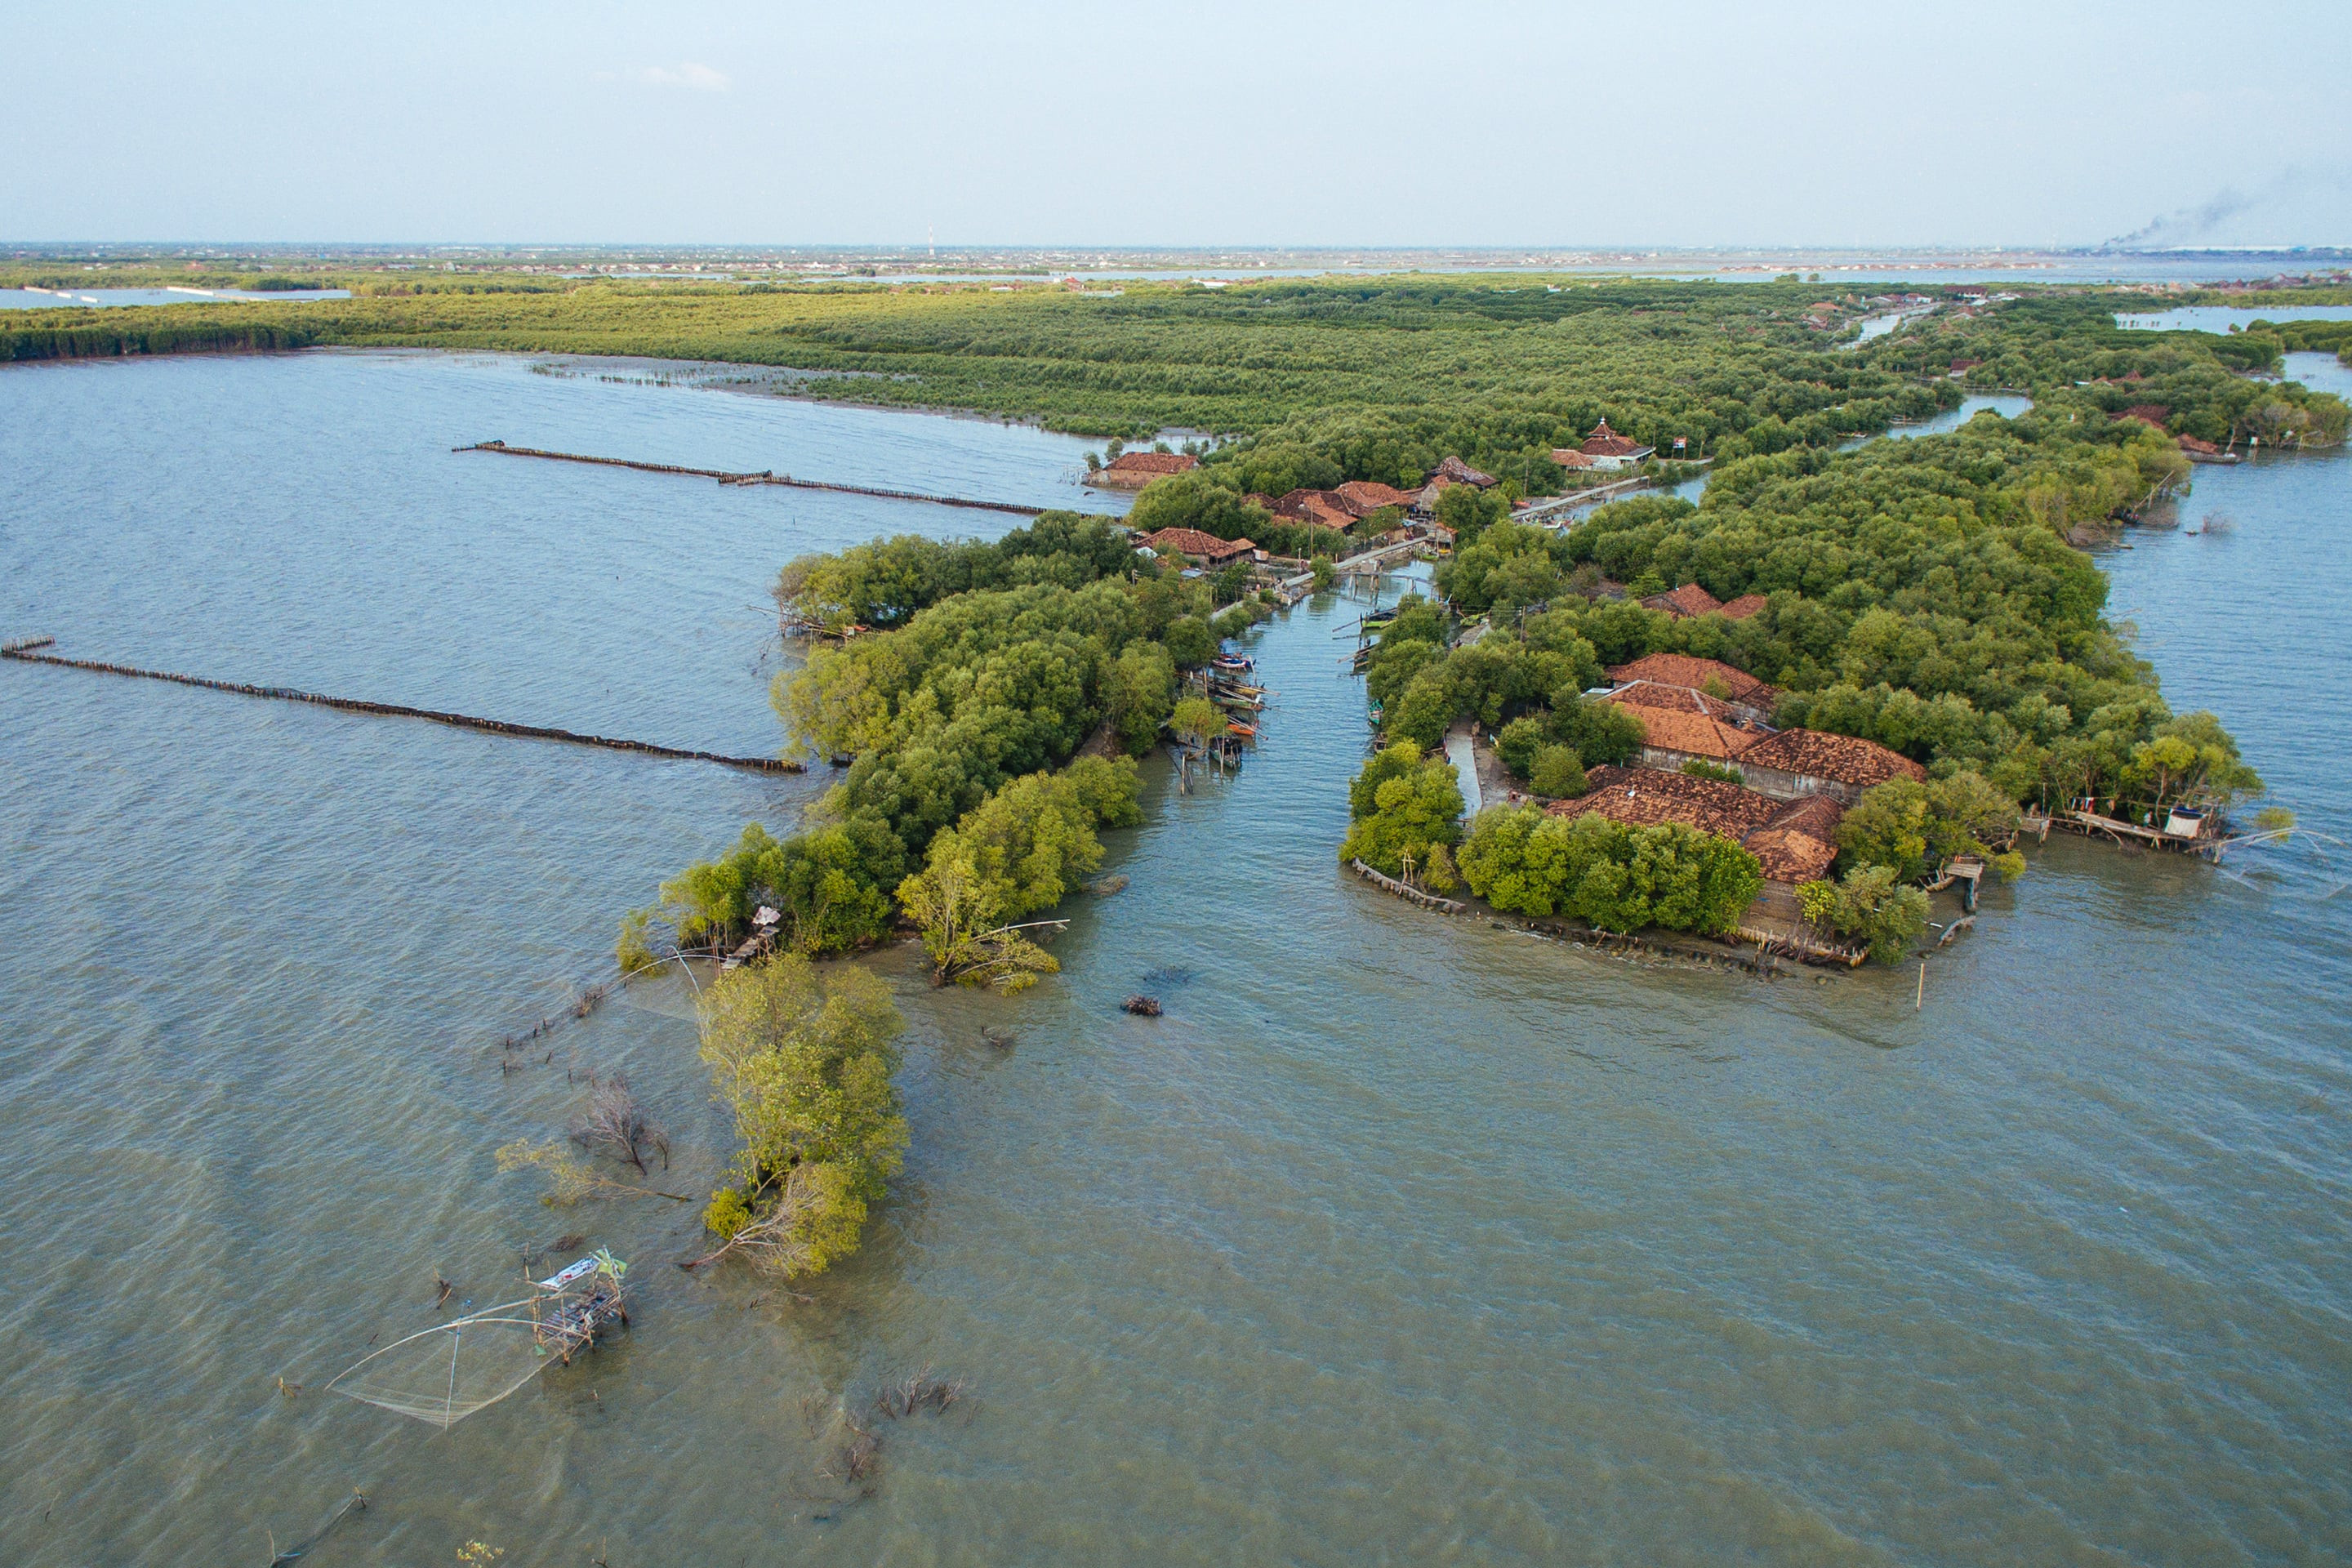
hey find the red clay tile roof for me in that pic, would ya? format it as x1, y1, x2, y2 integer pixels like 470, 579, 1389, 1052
1333, 480, 1413, 516
1432, 456, 1496, 487
1743, 825, 1841, 884
1581, 420, 1652, 459
1606, 653, 1777, 708
1602, 680, 1751, 719
1718, 593, 1769, 621
1272, 488, 1358, 529
1137, 527, 1253, 563
1549, 448, 1595, 469
1738, 728, 1925, 788
1549, 765, 1780, 837
1549, 766, 1844, 884
2119, 403, 2172, 430
2176, 434, 2224, 456
1642, 582, 1724, 619
1103, 451, 1197, 475
1761, 791, 1845, 841
1601, 693, 1764, 761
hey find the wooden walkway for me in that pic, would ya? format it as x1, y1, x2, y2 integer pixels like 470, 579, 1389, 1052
2, 640, 801, 773
1332, 539, 1428, 576
458, 441, 1111, 519
1514, 468, 1687, 525
2047, 807, 2212, 854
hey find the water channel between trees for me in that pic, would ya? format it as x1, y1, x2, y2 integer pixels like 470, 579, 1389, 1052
1, 350, 2346, 1566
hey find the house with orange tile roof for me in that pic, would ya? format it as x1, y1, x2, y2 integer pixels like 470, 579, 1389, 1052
1136, 527, 1257, 565
1410, 457, 1498, 513
1601, 686, 1769, 767
1269, 488, 1357, 531
1717, 593, 1769, 621
1641, 582, 1725, 620
1332, 479, 1414, 517
1579, 419, 1655, 470
1546, 764, 1844, 888
1604, 653, 1779, 714
1088, 450, 1198, 490
1735, 728, 1925, 806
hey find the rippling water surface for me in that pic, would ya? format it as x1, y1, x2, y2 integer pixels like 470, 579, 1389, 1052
2, 350, 2347, 1566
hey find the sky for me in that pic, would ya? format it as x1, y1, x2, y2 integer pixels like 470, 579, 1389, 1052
3, 0, 2349, 249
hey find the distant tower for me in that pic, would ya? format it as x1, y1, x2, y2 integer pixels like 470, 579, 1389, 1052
929, 225, 936, 259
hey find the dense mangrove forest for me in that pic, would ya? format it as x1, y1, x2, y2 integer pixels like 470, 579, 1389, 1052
14, 267, 2343, 1274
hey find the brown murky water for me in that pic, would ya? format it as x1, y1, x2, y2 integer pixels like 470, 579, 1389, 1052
2, 350, 2346, 1566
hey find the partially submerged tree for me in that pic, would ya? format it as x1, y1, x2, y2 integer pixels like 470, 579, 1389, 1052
1798, 865, 1931, 964
896, 851, 1062, 993
893, 759, 1135, 990
1838, 771, 2026, 884
692, 955, 908, 1280
572, 1074, 670, 1174
1340, 742, 1465, 889
1169, 696, 1226, 751
495, 1138, 689, 1205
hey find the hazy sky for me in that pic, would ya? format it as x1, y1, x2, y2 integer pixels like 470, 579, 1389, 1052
6, 0, 2348, 248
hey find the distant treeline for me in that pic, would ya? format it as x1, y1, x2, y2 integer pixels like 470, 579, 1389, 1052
0, 275, 1976, 479
2257, 316, 2352, 368
2, 321, 323, 361
7, 273, 2343, 481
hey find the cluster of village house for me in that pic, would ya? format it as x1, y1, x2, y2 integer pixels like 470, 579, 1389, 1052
1523, 650, 1927, 920
1093, 420, 1672, 571
1088, 433, 1933, 915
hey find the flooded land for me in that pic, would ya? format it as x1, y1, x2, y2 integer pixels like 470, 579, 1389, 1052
2, 350, 2348, 1565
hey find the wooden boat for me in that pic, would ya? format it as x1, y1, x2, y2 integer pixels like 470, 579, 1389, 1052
1225, 721, 1257, 739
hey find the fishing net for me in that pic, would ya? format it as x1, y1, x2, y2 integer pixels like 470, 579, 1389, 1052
324, 1298, 562, 1429
326, 1254, 629, 1429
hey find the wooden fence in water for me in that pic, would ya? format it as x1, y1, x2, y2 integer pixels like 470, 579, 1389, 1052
457, 440, 1109, 519
2, 641, 801, 773
1349, 858, 1466, 914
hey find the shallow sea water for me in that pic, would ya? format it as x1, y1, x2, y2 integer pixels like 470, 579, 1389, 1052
1, 350, 2347, 1566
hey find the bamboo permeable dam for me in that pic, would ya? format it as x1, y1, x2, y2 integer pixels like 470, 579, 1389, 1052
0, 639, 802, 773
457, 439, 1117, 519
